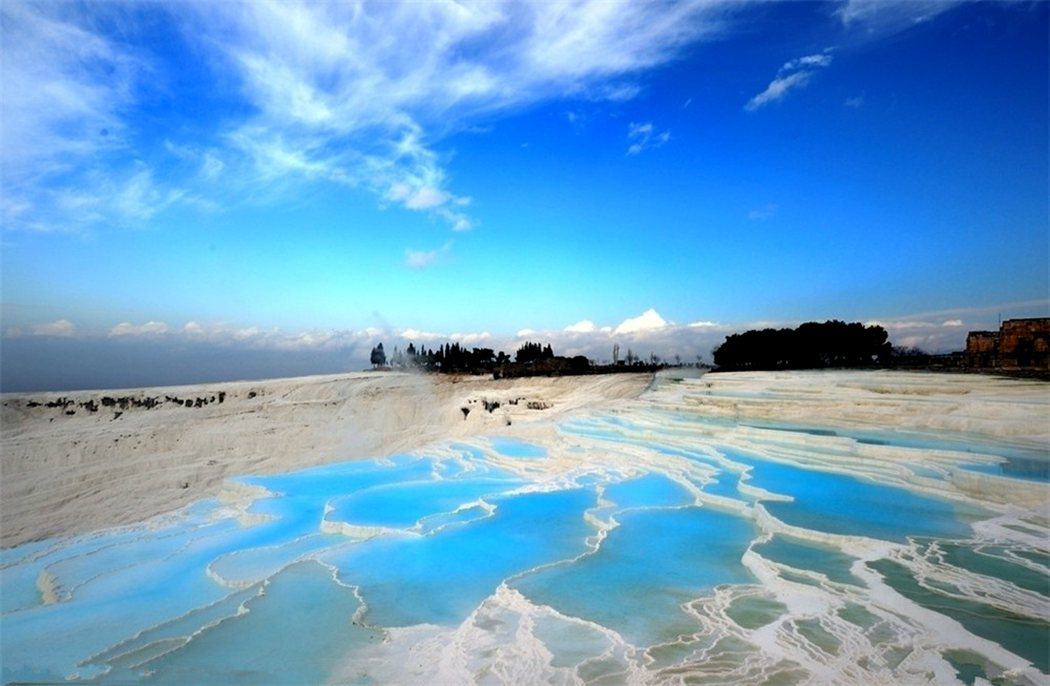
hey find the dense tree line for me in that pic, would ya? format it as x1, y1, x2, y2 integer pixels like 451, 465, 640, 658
367, 339, 668, 377
712, 320, 892, 370
366, 340, 622, 377
371, 341, 510, 373
514, 342, 554, 364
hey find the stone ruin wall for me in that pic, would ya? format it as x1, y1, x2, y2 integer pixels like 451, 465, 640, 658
998, 318, 1050, 369
964, 318, 1050, 370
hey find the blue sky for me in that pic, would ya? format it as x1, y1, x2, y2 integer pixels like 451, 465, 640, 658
2, 0, 1048, 388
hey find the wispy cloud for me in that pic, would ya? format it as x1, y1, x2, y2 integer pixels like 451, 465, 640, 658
836, 0, 966, 36
4, 1, 746, 236
745, 50, 833, 112
1, 0, 978, 239
200, 152, 225, 179
745, 72, 812, 112
404, 242, 452, 270
109, 321, 170, 337
874, 299, 1050, 322
626, 122, 671, 155
178, 0, 738, 231
0, 3, 179, 232
31, 319, 77, 337
1, 4, 139, 178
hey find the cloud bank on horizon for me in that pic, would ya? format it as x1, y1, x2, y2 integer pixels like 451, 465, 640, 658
6, 297, 1049, 392
13, 299, 1050, 360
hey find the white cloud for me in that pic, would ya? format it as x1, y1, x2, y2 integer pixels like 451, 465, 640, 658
404, 242, 452, 270
626, 121, 671, 155
843, 94, 865, 109
564, 320, 598, 333
942, 319, 963, 327
746, 49, 833, 111
745, 71, 812, 111
836, 0, 965, 35
436, 206, 474, 233
109, 321, 170, 336
405, 188, 449, 210
32, 319, 77, 337
450, 331, 492, 345
781, 53, 833, 72
399, 328, 446, 342
614, 308, 669, 335
628, 122, 652, 137
388, 183, 452, 211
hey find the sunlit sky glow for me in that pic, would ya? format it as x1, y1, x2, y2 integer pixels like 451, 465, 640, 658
1, 0, 1048, 388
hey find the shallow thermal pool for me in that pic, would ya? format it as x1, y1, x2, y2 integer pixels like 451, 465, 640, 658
2, 378, 1049, 685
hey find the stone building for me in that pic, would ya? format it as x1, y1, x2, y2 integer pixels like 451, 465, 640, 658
999, 318, 1050, 369
964, 318, 1050, 370
964, 330, 999, 367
